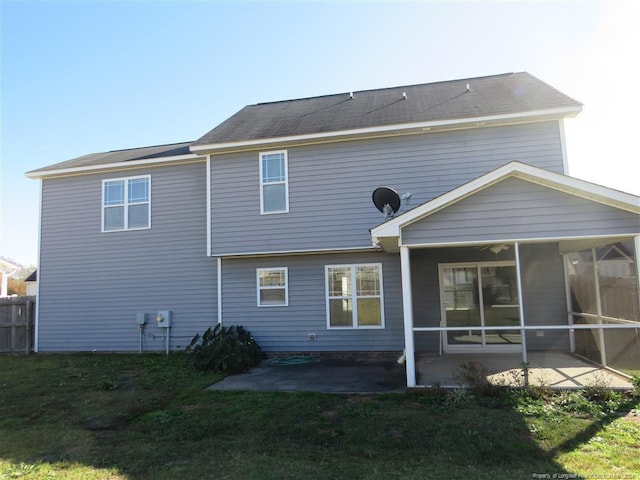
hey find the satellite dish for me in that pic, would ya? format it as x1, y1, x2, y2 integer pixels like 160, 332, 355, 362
372, 187, 401, 220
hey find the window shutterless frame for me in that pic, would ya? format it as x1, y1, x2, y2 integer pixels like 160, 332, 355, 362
259, 150, 289, 214
101, 175, 151, 232
325, 263, 385, 329
256, 267, 289, 307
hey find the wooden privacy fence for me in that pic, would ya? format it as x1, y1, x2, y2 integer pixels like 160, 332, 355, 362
0, 296, 35, 354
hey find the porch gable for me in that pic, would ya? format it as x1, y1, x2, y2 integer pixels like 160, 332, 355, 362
402, 176, 640, 246
371, 161, 640, 250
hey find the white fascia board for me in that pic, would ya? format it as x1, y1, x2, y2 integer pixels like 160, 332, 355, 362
371, 161, 640, 241
25, 153, 205, 179
212, 245, 380, 259
192, 106, 582, 154
401, 233, 640, 251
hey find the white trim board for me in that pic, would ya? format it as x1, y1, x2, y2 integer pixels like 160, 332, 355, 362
212, 246, 380, 259
26, 154, 205, 179
395, 233, 639, 251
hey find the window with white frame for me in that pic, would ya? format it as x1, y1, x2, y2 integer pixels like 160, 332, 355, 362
260, 150, 288, 214
326, 264, 384, 328
257, 268, 288, 306
102, 175, 150, 232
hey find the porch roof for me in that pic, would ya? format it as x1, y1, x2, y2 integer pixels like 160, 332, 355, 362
371, 162, 640, 252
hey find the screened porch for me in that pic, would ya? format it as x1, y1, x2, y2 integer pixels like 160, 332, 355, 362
407, 238, 639, 388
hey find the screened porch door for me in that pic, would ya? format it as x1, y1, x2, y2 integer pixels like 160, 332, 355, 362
439, 262, 521, 352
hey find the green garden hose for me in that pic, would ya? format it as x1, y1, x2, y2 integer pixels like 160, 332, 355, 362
266, 356, 315, 366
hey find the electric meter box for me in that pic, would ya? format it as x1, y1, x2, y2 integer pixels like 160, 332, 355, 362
156, 310, 171, 328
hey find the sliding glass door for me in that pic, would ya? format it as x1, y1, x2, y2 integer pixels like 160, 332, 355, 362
440, 262, 521, 352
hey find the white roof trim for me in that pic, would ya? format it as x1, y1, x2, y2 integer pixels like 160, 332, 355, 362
26, 153, 205, 179
398, 233, 638, 251
213, 245, 379, 259
192, 106, 581, 153
371, 161, 640, 241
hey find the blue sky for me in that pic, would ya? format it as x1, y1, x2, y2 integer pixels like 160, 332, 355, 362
1, 0, 638, 265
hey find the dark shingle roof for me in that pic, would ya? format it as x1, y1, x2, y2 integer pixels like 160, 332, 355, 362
25, 270, 37, 282
193, 72, 581, 147
27, 141, 194, 175
28, 72, 581, 176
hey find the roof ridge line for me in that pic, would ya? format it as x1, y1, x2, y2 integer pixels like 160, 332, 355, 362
254, 72, 518, 107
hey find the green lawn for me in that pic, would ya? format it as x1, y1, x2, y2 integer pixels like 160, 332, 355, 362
0, 354, 638, 480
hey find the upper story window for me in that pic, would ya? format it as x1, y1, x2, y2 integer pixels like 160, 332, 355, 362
260, 150, 289, 214
325, 263, 384, 329
102, 175, 150, 232
257, 267, 288, 306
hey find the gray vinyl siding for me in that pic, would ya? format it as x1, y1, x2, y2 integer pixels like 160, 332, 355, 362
403, 177, 640, 245
38, 161, 216, 351
410, 244, 569, 351
210, 121, 566, 255
220, 252, 404, 352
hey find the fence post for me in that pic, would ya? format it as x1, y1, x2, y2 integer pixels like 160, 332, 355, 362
25, 298, 33, 355
11, 303, 18, 352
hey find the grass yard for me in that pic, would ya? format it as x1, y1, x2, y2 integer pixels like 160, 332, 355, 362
0, 354, 638, 480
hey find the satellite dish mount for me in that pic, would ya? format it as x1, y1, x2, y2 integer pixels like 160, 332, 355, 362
372, 187, 401, 221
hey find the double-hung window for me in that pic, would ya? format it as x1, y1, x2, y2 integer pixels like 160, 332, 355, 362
326, 264, 384, 328
260, 150, 288, 214
257, 268, 288, 306
102, 175, 150, 232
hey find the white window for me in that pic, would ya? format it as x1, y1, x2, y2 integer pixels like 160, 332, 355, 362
260, 150, 288, 214
325, 264, 384, 329
102, 175, 150, 232
257, 268, 288, 306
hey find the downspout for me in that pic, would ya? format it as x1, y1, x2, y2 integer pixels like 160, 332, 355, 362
400, 246, 416, 387
206, 155, 212, 257
217, 257, 222, 325
208, 155, 222, 326
34, 179, 43, 353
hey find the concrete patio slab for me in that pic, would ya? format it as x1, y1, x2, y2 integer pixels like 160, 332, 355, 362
207, 358, 406, 394
416, 352, 633, 389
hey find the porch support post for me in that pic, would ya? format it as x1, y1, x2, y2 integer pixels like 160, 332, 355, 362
514, 242, 528, 366
562, 254, 576, 353
635, 236, 640, 317
592, 247, 607, 366
400, 246, 416, 388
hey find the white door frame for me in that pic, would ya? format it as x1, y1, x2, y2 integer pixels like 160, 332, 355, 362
438, 261, 522, 353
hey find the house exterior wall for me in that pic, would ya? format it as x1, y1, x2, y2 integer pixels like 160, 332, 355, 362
410, 244, 569, 351
220, 251, 404, 353
402, 177, 640, 245
210, 121, 566, 255
37, 161, 217, 351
